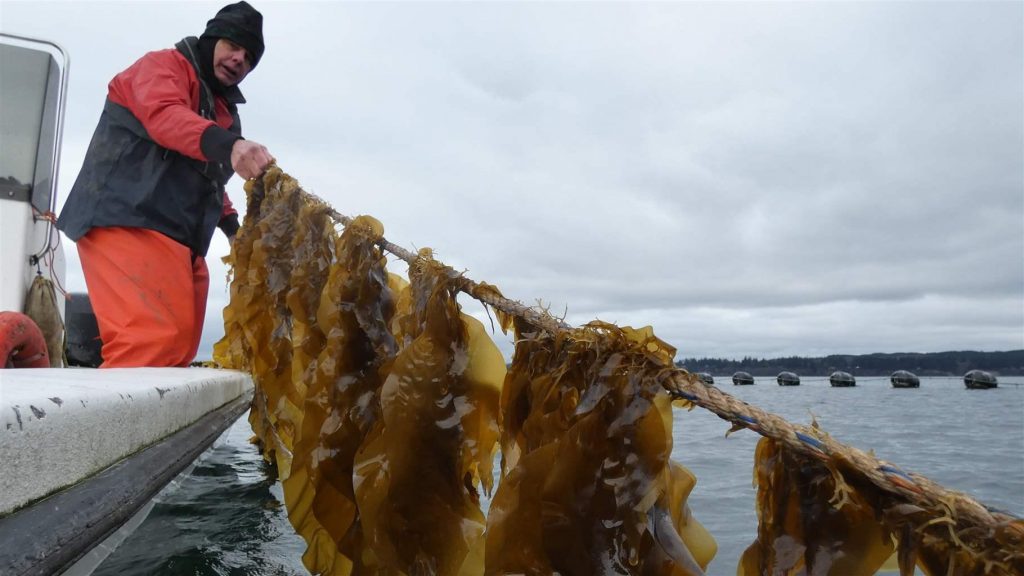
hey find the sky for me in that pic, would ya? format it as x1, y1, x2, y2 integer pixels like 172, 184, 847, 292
3, 0, 1022, 362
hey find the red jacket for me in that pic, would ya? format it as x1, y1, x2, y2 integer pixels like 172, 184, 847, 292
108, 47, 238, 221
59, 37, 243, 255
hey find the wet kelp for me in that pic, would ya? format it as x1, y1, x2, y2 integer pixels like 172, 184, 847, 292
739, 436, 895, 575
353, 252, 505, 574
486, 319, 716, 575
218, 168, 1021, 576
740, 436, 1024, 576
216, 169, 306, 471
215, 169, 506, 575
280, 213, 397, 574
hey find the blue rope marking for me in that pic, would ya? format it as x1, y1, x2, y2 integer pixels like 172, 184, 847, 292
879, 465, 914, 483
737, 414, 759, 426
672, 390, 699, 402
795, 432, 826, 452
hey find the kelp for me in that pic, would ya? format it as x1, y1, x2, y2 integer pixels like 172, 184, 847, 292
738, 437, 895, 575
218, 169, 714, 575
215, 169, 305, 471
353, 251, 505, 575
841, 455, 1024, 576
740, 435, 1024, 576
216, 169, 505, 575
281, 214, 397, 575
217, 167, 1018, 576
485, 319, 716, 575
910, 515, 1024, 576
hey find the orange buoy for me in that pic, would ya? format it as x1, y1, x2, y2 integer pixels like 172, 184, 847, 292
0, 311, 50, 368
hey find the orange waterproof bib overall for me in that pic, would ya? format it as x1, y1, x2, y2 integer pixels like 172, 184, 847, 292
77, 227, 209, 368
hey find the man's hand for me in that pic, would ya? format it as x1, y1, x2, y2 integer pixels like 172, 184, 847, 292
231, 139, 275, 180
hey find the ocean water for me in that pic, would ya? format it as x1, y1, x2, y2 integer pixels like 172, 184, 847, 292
96, 376, 1024, 575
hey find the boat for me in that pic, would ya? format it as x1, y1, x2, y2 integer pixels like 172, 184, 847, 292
829, 371, 856, 387
963, 369, 998, 389
890, 370, 920, 388
697, 371, 714, 385
777, 371, 800, 386
732, 371, 754, 385
0, 33, 253, 576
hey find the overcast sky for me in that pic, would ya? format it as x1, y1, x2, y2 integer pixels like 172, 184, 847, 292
3, 0, 1022, 362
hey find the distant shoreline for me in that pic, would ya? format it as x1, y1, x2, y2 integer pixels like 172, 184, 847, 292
677, 349, 1024, 377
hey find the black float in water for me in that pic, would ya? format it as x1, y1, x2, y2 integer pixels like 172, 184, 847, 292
963, 370, 998, 389
829, 371, 856, 387
696, 372, 714, 386
890, 370, 920, 388
732, 371, 755, 385
777, 371, 800, 386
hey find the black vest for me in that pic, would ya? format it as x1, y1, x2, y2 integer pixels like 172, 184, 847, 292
58, 37, 242, 257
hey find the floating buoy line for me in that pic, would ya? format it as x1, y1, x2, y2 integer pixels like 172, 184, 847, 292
215, 167, 1022, 576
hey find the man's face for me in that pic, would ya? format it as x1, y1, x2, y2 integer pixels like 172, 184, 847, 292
212, 38, 252, 86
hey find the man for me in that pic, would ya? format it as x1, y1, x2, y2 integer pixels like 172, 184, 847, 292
57, 1, 274, 368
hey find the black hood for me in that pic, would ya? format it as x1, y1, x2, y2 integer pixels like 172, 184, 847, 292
200, 1, 264, 68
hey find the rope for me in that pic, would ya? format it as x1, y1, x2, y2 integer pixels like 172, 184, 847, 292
29, 206, 69, 299
247, 169, 1021, 562
258, 180, 569, 336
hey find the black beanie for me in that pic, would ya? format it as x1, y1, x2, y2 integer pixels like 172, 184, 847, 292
201, 1, 264, 68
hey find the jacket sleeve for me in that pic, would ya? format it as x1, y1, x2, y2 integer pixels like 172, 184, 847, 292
218, 191, 240, 237
107, 49, 217, 162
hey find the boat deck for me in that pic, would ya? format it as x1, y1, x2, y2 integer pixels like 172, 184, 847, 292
0, 367, 253, 516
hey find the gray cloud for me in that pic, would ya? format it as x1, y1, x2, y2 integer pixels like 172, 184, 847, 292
4, 0, 1021, 361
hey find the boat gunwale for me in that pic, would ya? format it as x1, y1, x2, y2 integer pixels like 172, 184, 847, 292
0, 391, 252, 576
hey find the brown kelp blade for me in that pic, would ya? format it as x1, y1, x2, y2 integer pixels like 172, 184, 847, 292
353, 253, 504, 575
487, 320, 715, 574
739, 436, 895, 576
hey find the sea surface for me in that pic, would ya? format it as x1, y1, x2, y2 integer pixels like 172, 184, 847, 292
95, 376, 1024, 576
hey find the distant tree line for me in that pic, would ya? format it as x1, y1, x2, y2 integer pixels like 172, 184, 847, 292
676, 350, 1024, 377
